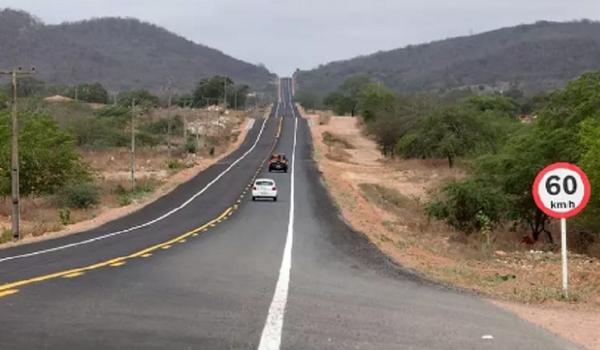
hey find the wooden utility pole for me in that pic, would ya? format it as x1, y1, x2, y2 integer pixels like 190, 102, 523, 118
195, 126, 200, 153
167, 88, 173, 159
130, 98, 136, 191
0, 67, 36, 240
163, 78, 174, 159
223, 79, 227, 109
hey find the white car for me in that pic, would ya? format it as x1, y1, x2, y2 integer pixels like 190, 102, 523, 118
252, 178, 278, 201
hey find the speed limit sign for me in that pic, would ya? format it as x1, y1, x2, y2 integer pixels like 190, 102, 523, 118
532, 162, 591, 218
532, 162, 591, 298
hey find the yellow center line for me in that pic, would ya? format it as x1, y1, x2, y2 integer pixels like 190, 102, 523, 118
0, 289, 19, 298
63, 272, 85, 278
0, 207, 233, 293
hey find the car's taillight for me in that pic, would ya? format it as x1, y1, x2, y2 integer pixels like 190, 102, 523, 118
253, 186, 257, 190
272, 187, 277, 191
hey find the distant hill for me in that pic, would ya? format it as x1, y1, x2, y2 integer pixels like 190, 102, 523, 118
296, 20, 600, 96
0, 9, 276, 93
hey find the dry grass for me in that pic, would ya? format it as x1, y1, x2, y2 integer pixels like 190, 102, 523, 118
304, 113, 600, 307
322, 131, 355, 149
0, 109, 251, 243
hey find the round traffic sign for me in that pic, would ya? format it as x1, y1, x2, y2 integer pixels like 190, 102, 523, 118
532, 162, 591, 219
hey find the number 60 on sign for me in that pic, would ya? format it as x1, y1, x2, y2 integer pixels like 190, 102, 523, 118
532, 162, 591, 219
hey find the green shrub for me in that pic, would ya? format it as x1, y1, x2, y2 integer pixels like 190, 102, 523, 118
115, 182, 155, 206
59, 208, 71, 225
427, 179, 507, 233
0, 111, 90, 195
185, 139, 197, 154
58, 182, 99, 209
167, 159, 184, 170
0, 228, 12, 243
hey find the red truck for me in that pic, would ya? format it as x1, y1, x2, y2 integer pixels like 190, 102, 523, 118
268, 153, 288, 173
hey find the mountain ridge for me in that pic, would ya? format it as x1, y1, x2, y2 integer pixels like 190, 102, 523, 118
296, 20, 600, 95
0, 8, 276, 92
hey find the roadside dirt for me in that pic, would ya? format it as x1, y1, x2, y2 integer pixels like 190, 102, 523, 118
0, 116, 255, 250
300, 106, 600, 350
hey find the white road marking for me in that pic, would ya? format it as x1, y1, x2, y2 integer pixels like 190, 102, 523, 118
481, 335, 494, 340
246, 118, 256, 131
257, 98, 298, 350
0, 115, 271, 264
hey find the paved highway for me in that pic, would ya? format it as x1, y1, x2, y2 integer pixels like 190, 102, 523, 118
0, 79, 579, 349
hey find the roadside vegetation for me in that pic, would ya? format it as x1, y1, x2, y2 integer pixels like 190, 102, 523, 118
0, 76, 260, 241
301, 72, 600, 258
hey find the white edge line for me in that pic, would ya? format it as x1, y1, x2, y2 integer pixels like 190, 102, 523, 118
257, 93, 297, 350
0, 113, 273, 264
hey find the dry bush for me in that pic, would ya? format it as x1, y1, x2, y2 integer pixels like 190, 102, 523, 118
318, 111, 333, 125
325, 148, 352, 163
322, 131, 355, 149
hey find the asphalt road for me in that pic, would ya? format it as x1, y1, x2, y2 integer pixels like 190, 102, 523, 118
0, 78, 580, 349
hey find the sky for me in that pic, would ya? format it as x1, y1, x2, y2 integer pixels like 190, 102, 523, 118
2, 0, 600, 76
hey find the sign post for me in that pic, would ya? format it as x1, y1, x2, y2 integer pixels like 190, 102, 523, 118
532, 162, 591, 298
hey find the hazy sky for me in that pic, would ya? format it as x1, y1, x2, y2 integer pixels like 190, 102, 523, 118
2, 0, 599, 76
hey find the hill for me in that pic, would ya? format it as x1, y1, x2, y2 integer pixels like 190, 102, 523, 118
0, 9, 276, 93
296, 20, 600, 95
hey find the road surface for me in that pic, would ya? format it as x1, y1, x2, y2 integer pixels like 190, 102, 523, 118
0, 79, 579, 349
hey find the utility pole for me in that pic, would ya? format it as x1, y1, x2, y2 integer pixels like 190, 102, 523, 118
130, 98, 136, 191
195, 125, 200, 153
183, 100, 189, 142
223, 79, 228, 109
0, 67, 36, 240
165, 78, 174, 159
234, 89, 238, 110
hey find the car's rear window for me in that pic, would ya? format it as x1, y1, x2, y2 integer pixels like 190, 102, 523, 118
256, 181, 274, 186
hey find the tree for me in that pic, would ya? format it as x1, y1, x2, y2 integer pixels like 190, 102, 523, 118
174, 94, 194, 107
357, 83, 396, 122
117, 89, 159, 108
397, 106, 494, 167
0, 111, 89, 195
465, 95, 518, 116
428, 178, 508, 233
295, 91, 320, 110
323, 75, 371, 116
4, 76, 45, 97
68, 83, 109, 104
0, 90, 8, 110
579, 119, 600, 206
538, 72, 600, 130
192, 76, 233, 107
228, 84, 250, 109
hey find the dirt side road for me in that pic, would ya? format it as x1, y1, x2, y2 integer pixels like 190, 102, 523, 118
300, 107, 600, 350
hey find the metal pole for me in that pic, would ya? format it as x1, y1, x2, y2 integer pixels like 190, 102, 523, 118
130, 99, 136, 191
10, 70, 20, 239
561, 218, 569, 299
